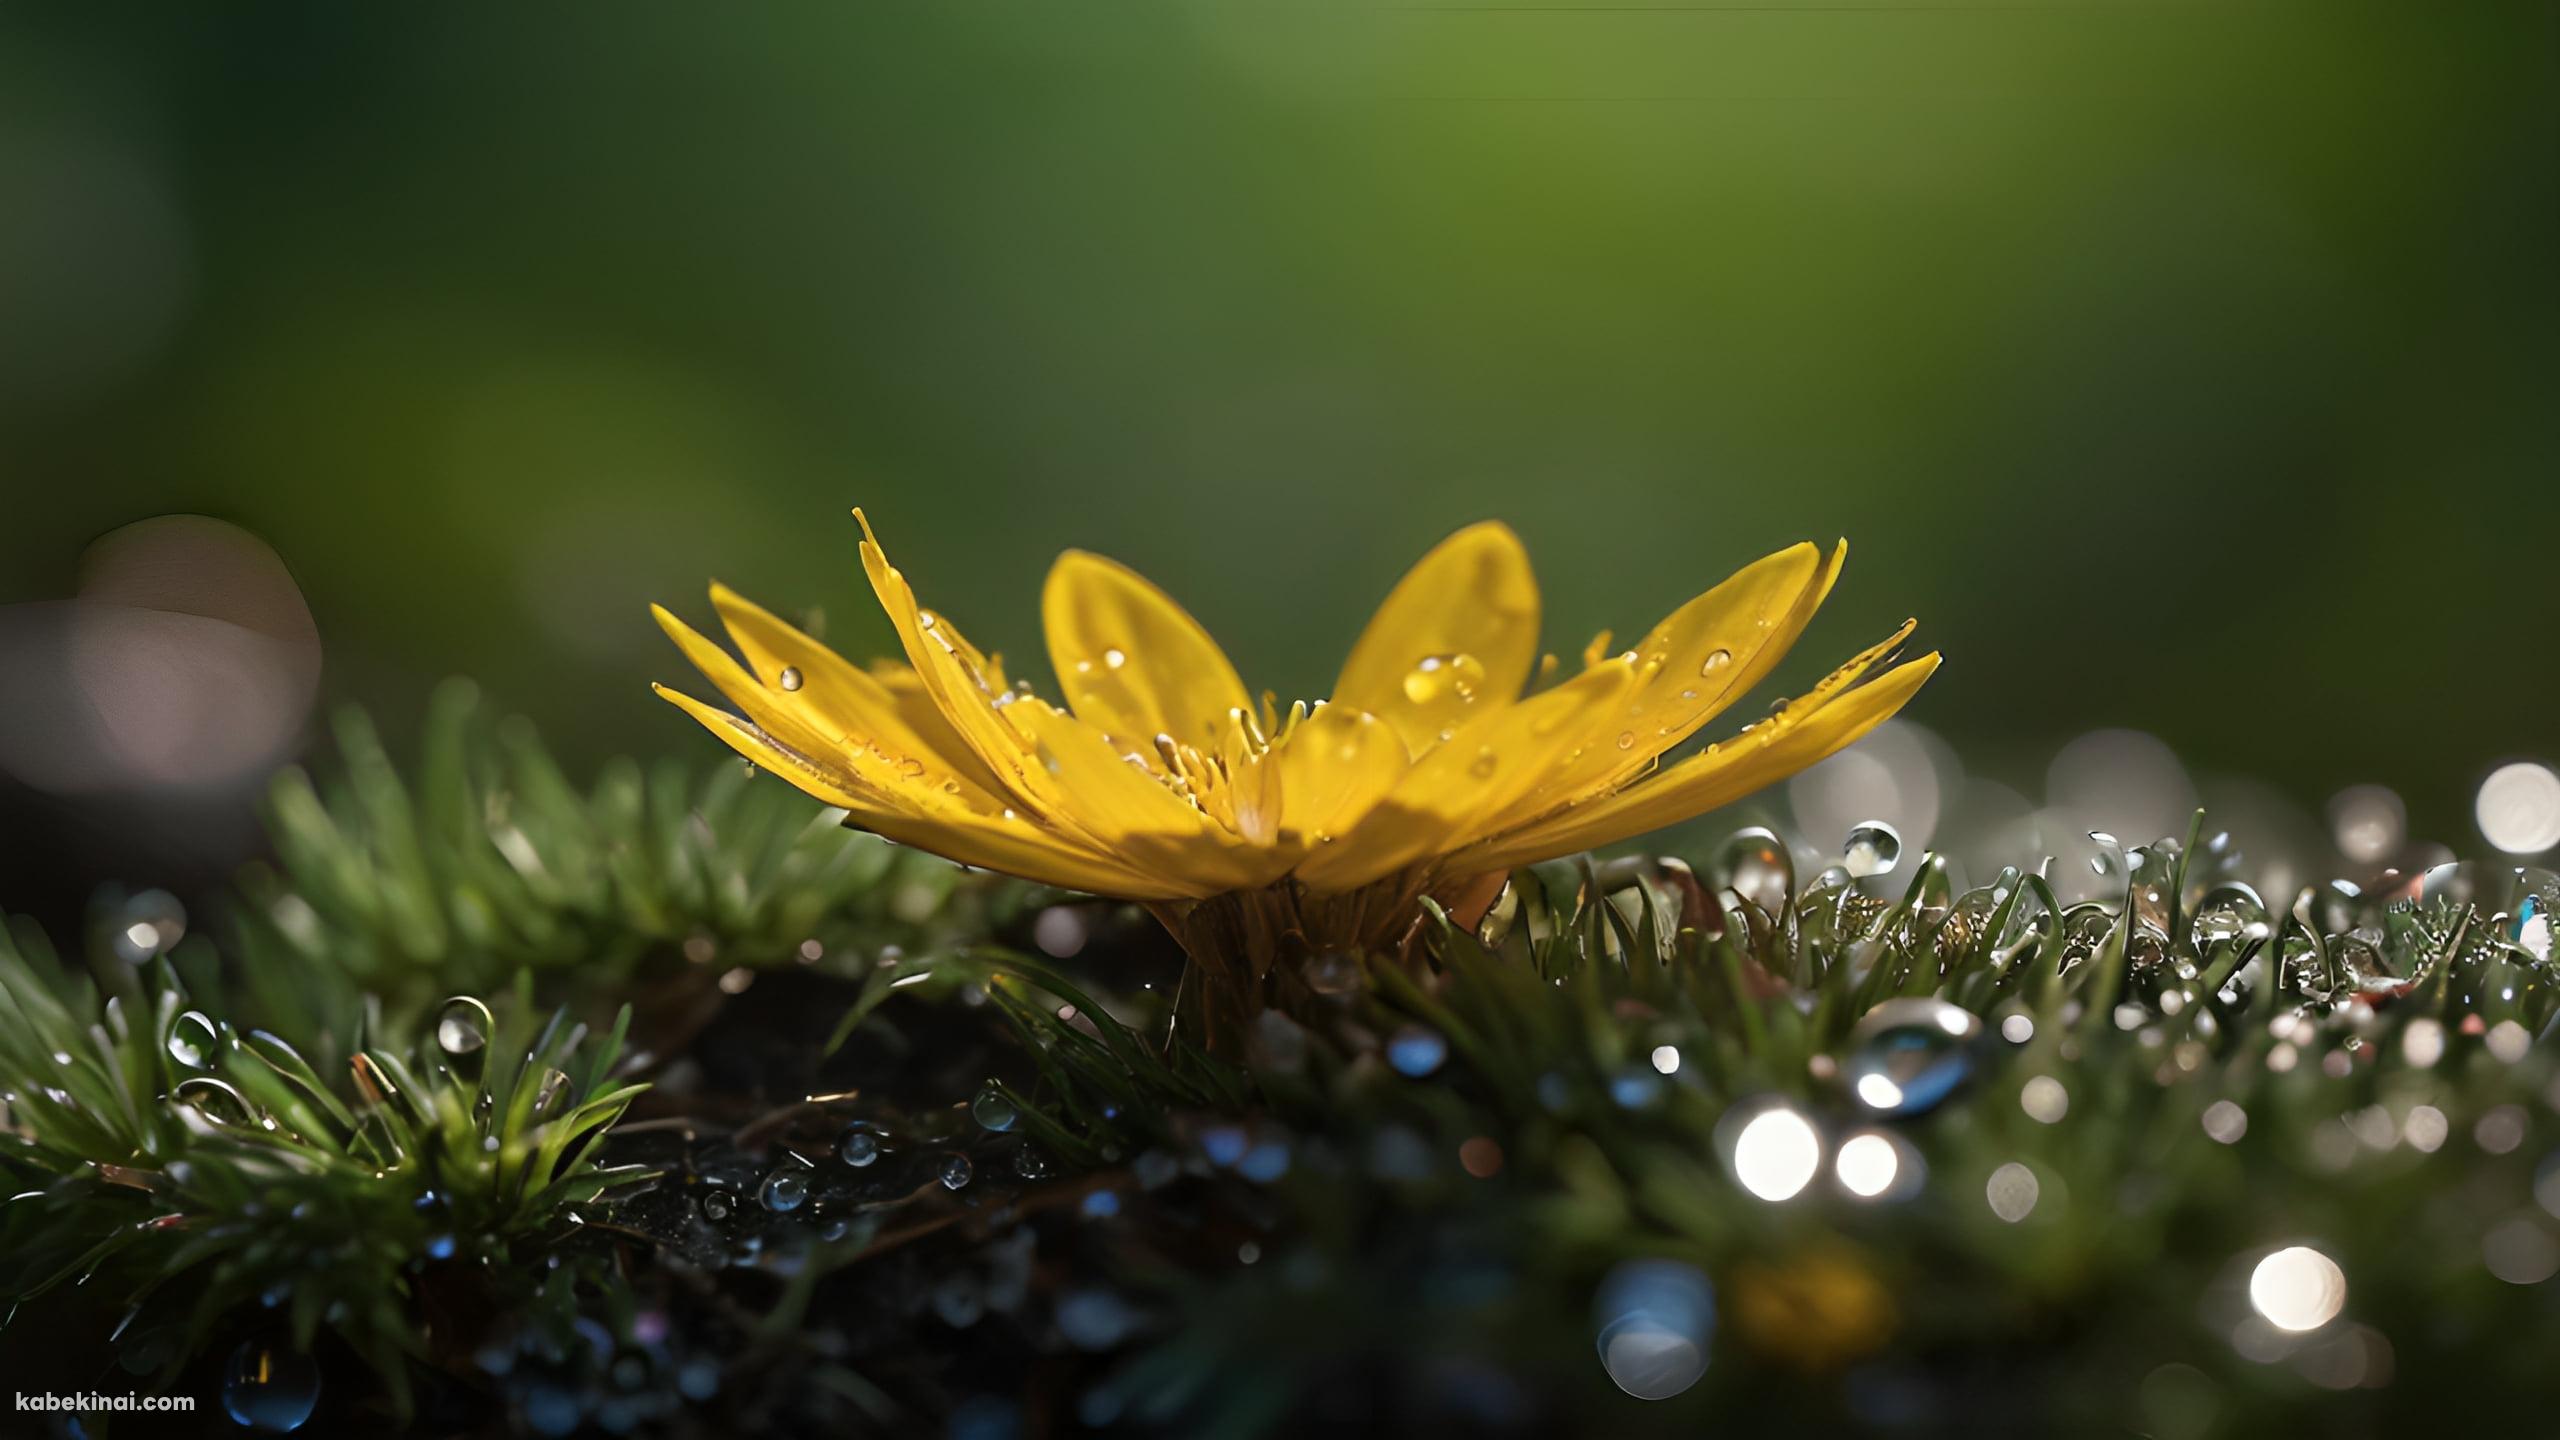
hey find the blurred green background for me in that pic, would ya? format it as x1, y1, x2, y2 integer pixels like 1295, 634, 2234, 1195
2, 5, 2553, 881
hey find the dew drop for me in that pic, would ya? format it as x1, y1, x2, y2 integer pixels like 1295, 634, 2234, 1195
222, 1341, 321, 1433
1468, 749, 1497, 779
1102, 648, 1127, 670
2516, 889, 2553, 963
699, 1188, 736, 1222
760, 1166, 810, 1213
839, 1127, 881, 1167
939, 1152, 975, 1190
166, 1011, 220, 1069
1593, 1260, 1714, 1400
1719, 826, 1794, 916
1841, 820, 1904, 879
1304, 951, 1363, 996
1615, 731, 1637, 750
1399, 653, 1488, 737
1698, 648, 1733, 677
526, 1067, 571, 1122
2191, 882, 2271, 945
433, 998, 491, 1058
2085, 831, 2125, 883
971, 1088, 1020, 1133
173, 1076, 263, 1130
776, 666, 804, 692
1842, 997, 1981, 1117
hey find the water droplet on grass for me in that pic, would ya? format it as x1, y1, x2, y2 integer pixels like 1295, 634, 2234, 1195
1720, 827, 1794, 916
1842, 820, 1903, 879
166, 1011, 219, 1068
434, 998, 491, 1057
222, 1341, 320, 1432
2192, 883, 2271, 945
1844, 997, 1980, 1117
760, 1167, 809, 1213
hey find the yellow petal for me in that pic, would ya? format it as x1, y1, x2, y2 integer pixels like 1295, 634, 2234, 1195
1542, 541, 1834, 810
1331, 521, 1540, 756
1296, 658, 1637, 892
655, 609, 1006, 819
1460, 652, 1941, 874
1042, 549, 1251, 753
709, 582, 1010, 797
653, 606, 870, 782
1269, 703, 1409, 848
854, 509, 1055, 813
651, 683, 876, 808
1005, 698, 1279, 892
652, 684, 1186, 898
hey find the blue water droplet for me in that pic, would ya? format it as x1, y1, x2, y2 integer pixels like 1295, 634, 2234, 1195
971, 1088, 1020, 1133
1843, 997, 1981, 1117
839, 1126, 881, 1167
221, 1342, 320, 1433
939, 1152, 974, 1190
1592, 1260, 1714, 1401
760, 1166, 810, 1213
1387, 1025, 1447, 1077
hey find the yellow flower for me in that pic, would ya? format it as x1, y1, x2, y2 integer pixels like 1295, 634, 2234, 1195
653, 511, 1935, 978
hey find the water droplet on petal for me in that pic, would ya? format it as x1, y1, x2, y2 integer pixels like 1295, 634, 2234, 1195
1698, 648, 1733, 677
777, 666, 804, 692
1843, 997, 1980, 1117
1102, 648, 1127, 670
1400, 652, 1488, 734
1841, 820, 1903, 879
